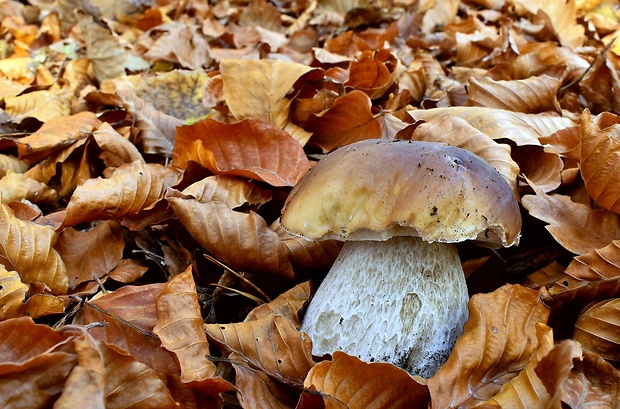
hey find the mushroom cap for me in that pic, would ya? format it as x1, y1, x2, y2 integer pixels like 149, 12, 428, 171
281, 139, 521, 247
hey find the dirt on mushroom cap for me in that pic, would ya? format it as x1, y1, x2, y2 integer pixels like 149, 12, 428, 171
280, 139, 521, 248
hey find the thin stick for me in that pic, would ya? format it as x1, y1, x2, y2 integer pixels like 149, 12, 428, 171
203, 254, 271, 303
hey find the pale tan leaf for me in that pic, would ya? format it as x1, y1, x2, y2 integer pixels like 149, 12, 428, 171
303, 351, 430, 409
521, 180, 620, 255
153, 266, 234, 392
182, 175, 272, 209
0, 200, 68, 294
0, 154, 28, 178
514, 0, 585, 49
410, 114, 520, 197
428, 284, 550, 408
205, 314, 315, 386
168, 197, 294, 279
56, 221, 124, 288
4, 89, 71, 122
407, 107, 575, 146
16, 111, 101, 163
0, 264, 27, 320
422, 0, 459, 33
579, 109, 620, 213
573, 298, 620, 362
0, 170, 59, 205
93, 122, 145, 168
63, 161, 182, 227
220, 59, 314, 130
244, 281, 311, 326
143, 23, 211, 71
466, 75, 562, 114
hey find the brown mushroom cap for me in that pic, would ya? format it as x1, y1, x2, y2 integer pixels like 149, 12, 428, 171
281, 139, 521, 248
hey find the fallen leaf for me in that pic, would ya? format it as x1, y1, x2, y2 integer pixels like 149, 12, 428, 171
573, 298, 620, 362
244, 281, 311, 326
182, 175, 272, 209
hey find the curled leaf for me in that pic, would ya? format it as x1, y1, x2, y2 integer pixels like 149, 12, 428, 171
573, 298, 620, 362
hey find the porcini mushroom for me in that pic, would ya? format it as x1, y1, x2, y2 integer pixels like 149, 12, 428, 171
280, 139, 521, 377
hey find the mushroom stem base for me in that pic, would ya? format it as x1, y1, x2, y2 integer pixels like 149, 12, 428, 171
301, 236, 469, 378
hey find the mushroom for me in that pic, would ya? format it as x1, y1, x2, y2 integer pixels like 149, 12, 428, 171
280, 139, 521, 377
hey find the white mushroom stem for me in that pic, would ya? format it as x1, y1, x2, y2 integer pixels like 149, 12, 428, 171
300, 235, 469, 378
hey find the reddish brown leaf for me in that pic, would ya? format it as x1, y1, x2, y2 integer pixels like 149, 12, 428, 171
56, 221, 124, 288
168, 196, 294, 279
302, 351, 430, 409
205, 314, 315, 386
173, 119, 311, 187
428, 284, 550, 408
303, 90, 383, 152
153, 266, 234, 393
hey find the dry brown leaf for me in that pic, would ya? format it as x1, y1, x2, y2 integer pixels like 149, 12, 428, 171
422, 0, 459, 33
143, 23, 211, 70
407, 107, 575, 146
63, 161, 182, 227
93, 122, 145, 168
561, 349, 620, 408
204, 314, 315, 386
75, 9, 126, 82
0, 154, 28, 177
428, 284, 550, 408
182, 175, 272, 209
514, 0, 584, 49
466, 75, 562, 114
512, 145, 563, 193
534, 241, 620, 304
410, 113, 519, 197
303, 90, 383, 152
153, 266, 234, 393
81, 283, 179, 377
579, 109, 620, 213
173, 118, 310, 187
16, 111, 101, 163
345, 49, 402, 100
0, 170, 59, 205
55, 220, 124, 289
244, 281, 311, 326
4, 89, 71, 123
521, 180, 620, 255
0, 264, 28, 320
301, 351, 430, 408
107, 259, 149, 284
573, 298, 620, 362
168, 197, 294, 279
220, 59, 314, 131
0, 199, 68, 294
483, 324, 581, 408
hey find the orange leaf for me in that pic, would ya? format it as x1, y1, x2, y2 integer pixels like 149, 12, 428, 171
0, 170, 59, 205
182, 175, 272, 209
0, 200, 68, 294
561, 349, 620, 407
205, 314, 315, 386
428, 284, 550, 408
573, 298, 620, 361
173, 119, 310, 187
62, 161, 182, 227
302, 351, 430, 409
244, 281, 311, 326
93, 122, 145, 168
512, 145, 563, 193
303, 90, 383, 152
521, 180, 620, 255
0, 265, 28, 319
153, 266, 234, 393
579, 109, 620, 213
168, 196, 294, 279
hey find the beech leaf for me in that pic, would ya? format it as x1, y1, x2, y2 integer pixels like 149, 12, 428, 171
573, 298, 620, 362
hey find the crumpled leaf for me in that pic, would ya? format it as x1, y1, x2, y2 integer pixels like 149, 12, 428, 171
513, 0, 585, 49
244, 281, 311, 326
4, 89, 71, 123
466, 75, 562, 114
522, 178, 620, 255
92, 122, 145, 168
428, 284, 550, 408
0, 154, 28, 177
204, 314, 315, 386
16, 111, 101, 163
0, 170, 59, 205
143, 23, 211, 70
573, 298, 620, 361
153, 266, 234, 393
579, 109, 620, 213
220, 59, 314, 130
55, 220, 124, 289
173, 118, 310, 187
345, 49, 403, 100
407, 107, 575, 146
302, 351, 431, 409
182, 175, 272, 209
534, 240, 620, 304
0, 199, 68, 294
512, 145, 563, 193
561, 349, 620, 408
0, 264, 28, 320
63, 161, 182, 227
303, 90, 383, 152
168, 196, 294, 279
422, 0, 459, 33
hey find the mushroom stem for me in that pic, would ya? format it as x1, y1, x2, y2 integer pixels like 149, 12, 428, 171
301, 235, 469, 378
